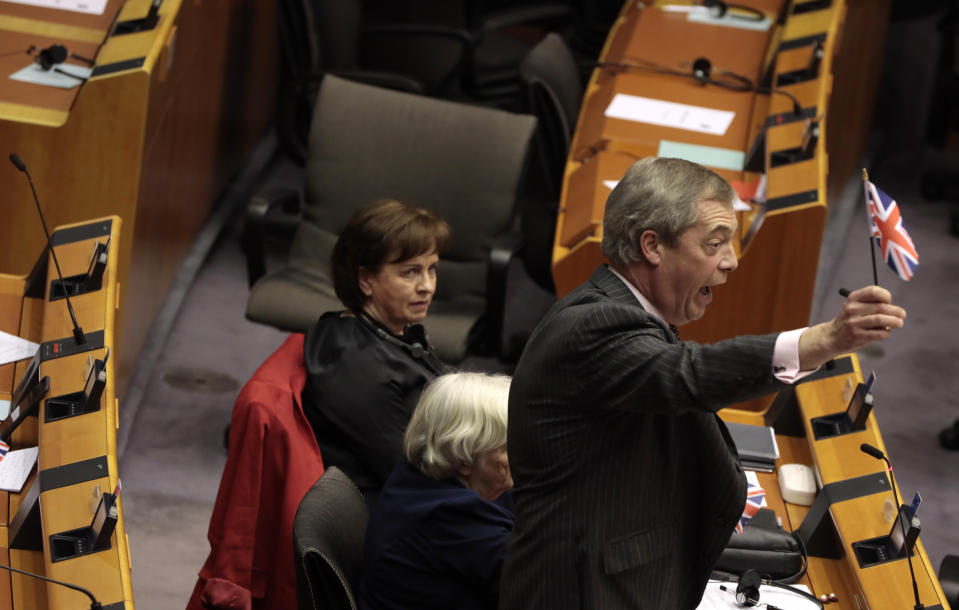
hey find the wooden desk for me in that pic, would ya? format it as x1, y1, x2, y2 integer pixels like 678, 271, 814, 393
552, 0, 888, 365
720, 354, 952, 609
0, 216, 132, 609
0, 0, 278, 400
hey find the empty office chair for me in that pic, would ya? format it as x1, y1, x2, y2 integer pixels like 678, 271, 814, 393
519, 32, 583, 199
517, 33, 584, 292
568, 0, 622, 59
276, 0, 471, 163
293, 467, 369, 610
365, 0, 573, 103
244, 75, 537, 362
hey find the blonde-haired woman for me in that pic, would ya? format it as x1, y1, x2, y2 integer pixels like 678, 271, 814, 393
358, 372, 513, 610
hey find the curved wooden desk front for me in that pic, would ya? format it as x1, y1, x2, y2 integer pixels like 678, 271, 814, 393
0, 0, 278, 402
721, 355, 951, 610
0, 217, 132, 609
553, 0, 843, 353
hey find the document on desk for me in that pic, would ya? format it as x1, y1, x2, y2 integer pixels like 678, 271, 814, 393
0, 446, 38, 493
0, 0, 107, 15
698, 582, 820, 609
605, 94, 735, 136
9, 62, 93, 90
0, 329, 38, 367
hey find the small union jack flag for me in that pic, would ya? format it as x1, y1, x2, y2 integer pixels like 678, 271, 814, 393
0, 441, 9, 460
864, 179, 919, 281
736, 476, 767, 534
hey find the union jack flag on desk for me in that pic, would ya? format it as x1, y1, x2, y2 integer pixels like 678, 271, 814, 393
0, 440, 8, 460
736, 473, 767, 534
864, 179, 919, 281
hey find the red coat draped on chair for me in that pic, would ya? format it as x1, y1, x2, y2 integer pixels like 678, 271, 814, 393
187, 333, 324, 610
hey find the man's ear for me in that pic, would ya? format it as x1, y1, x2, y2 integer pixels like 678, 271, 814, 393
639, 230, 663, 266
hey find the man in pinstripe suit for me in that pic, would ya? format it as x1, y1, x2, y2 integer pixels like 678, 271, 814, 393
500, 157, 906, 610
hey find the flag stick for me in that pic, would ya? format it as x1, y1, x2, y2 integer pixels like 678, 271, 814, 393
862, 169, 880, 287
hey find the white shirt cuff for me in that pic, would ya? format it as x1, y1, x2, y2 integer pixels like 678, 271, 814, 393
773, 327, 816, 383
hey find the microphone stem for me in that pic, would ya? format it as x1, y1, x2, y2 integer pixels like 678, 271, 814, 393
883, 457, 923, 610
0, 561, 101, 608
23, 169, 85, 344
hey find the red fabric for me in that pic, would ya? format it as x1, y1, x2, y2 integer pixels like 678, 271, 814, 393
186, 334, 324, 610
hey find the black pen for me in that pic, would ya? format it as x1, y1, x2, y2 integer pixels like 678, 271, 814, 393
838, 287, 850, 297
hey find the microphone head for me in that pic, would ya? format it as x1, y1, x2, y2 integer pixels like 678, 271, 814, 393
860, 442, 885, 460
692, 57, 712, 83
735, 569, 761, 606
8, 153, 26, 172
703, 0, 727, 17
36, 44, 67, 70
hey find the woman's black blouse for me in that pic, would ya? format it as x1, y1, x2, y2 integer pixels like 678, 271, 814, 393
301, 311, 446, 498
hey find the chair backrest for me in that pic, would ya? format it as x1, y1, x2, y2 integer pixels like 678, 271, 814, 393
519, 32, 583, 198
289, 74, 537, 306
293, 467, 370, 610
313, 0, 362, 71
278, 0, 361, 78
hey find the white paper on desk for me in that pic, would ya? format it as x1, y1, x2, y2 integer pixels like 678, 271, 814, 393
660, 5, 772, 31
686, 9, 772, 32
0, 0, 107, 15
0, 330, 39, 367
603, 180, 619, 191
698, 581, 819, 610
0, 400, 9, 421
605, 94, 735, 136
9, 62, 92, 90
0, 446, 39, 493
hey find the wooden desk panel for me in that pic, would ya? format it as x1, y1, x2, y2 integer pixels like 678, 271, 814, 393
604, 6, 774, 78
0, 0, 123, 33
573, 70, 757, 164
790, 355, 951, 609
0, 216, 132, 609
0, 0, 278, 403
558, 152, 637, 247
831, 497, 944, 609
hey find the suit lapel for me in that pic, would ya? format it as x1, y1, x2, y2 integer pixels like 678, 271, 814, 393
589, 266, 679, 344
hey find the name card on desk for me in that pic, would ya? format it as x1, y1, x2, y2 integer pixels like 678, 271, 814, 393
605, 94, 735, 136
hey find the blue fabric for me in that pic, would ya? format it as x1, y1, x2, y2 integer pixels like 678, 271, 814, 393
358, 461, 514, 610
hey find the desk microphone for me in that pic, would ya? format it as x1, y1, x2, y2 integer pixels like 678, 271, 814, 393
860, 442, 924, 610
9, 153, 86, 345
0, 560, 102, 608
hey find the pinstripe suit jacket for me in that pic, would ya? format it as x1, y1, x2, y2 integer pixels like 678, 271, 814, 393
500, 266, 786, 610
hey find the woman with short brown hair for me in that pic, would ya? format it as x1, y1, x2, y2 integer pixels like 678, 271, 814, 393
302, 199, 451, 501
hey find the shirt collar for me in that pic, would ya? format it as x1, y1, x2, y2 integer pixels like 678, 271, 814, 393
608, 265, 667, 325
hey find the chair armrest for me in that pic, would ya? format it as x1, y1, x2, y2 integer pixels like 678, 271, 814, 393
483, 230, 525, 357
241, 188, 302, 287
360, 24, 473, 94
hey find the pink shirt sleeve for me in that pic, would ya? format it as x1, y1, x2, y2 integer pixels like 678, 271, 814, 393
773, 327, 816, 383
